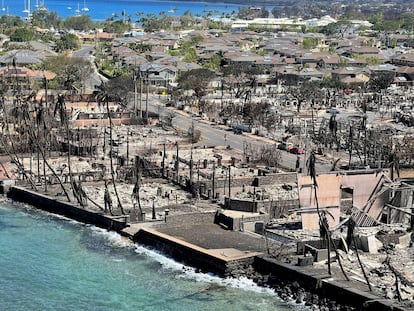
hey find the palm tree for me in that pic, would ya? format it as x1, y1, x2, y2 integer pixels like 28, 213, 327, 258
54, 94, 88, 206
96, 83, 125, 215
131, 157, 143, 221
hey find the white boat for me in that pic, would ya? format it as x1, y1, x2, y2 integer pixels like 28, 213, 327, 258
1, 0, 6, 12
81, 0, 89, 12
75, 1, 80, 15
23, 0, 31, 18
22, 0, 29, 13
39, 0, 47, 11
35, 0, 47, 11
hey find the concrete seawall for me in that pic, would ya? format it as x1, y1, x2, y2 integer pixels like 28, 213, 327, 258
7, 186, 128, 232
134, 228, 260, 277
254, 256, 407, 311
6, 185, 410, 310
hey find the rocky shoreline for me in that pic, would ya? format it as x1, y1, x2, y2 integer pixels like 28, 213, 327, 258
229, 264, 355, 311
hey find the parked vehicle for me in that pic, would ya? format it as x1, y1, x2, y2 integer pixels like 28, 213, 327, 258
326, 108, 340, 114
290, 147, 305, 154
277, 142, 288, 150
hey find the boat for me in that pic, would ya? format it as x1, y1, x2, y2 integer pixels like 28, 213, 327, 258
1, 0, 5, 12
36, 0, 47, 12
81, 0, 89, 12
23, 0, 32, 19
74, 1, 80, 15
22, 0, 30, 13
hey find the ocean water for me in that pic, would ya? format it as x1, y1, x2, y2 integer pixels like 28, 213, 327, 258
0, 200, 300, 311
3, 0, 242, 21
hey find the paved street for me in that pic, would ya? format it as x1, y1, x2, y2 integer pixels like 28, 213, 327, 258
73, 45, 108, 92
146, 97, 332, 173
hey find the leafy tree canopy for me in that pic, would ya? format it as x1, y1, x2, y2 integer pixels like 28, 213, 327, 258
56, 33, 80, 52
177, 68, 216, 99
42, 55, 93, 91
95, 76, 134, 105
103, 20, 129, 34
369, 71, 394, 92
10, 27, 36, 42
63, 15, 94, 31
0, 15, 25, 30
31, 10, 62, 29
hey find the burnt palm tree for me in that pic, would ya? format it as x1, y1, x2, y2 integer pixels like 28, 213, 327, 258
96, 83, 125, 215
55, 94, 77, 202
131, 157, 143, 221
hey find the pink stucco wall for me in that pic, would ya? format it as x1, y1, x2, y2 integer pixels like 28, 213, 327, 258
297, 171, 388, 230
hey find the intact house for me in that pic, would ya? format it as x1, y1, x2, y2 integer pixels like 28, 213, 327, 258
392, 53, 414, 67
331, 66, 370, 85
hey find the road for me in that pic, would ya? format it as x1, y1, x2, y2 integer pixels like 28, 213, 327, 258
147, 97, 332, 173
72, 45, 332, 173
73, 45, 108, 92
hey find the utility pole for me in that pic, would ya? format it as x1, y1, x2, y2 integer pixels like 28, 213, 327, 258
162, 142, 166, 178
139, 68, 143, 120
228, 164, 231, 198
197, 159, 200, 198
133, 66, 137, 116
212, 161, 215, 199
126, 129, 129, 166
175, 142, 179, 183
145, 71, 149, 124
189, 145, 193, 191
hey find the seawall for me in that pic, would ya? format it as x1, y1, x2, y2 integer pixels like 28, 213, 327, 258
7, 186, 128, 232
6, 185, 410, 310
254, 256, 407, 311
134, 228, 260, 277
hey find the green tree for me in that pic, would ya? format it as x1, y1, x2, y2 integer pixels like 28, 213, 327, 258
203, 53, 222, 72
31, 10, 62, 29
64, 15, 94, 31
0, 15, 24, 30
129, 42, 152, 53
138, 13, 161, 32
369, 72, 394, 92
10, 27, 36, 42
177, 68, 216, 101
42, 56, 93, 92
401, 12, 414, 32
302, 37, 319, 49
101, 76, 134, 107
103, 20, 129, 34
56, 33, 80, 52
180, 10, 194, 28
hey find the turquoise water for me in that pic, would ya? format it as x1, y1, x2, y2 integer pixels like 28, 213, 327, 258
0, 200, 298, 311
3, 0, 242, 20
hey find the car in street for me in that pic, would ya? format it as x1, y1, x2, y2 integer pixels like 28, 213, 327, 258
326, 108, 340, 114
277, 142, 288, 150
290, 147, 305, 154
